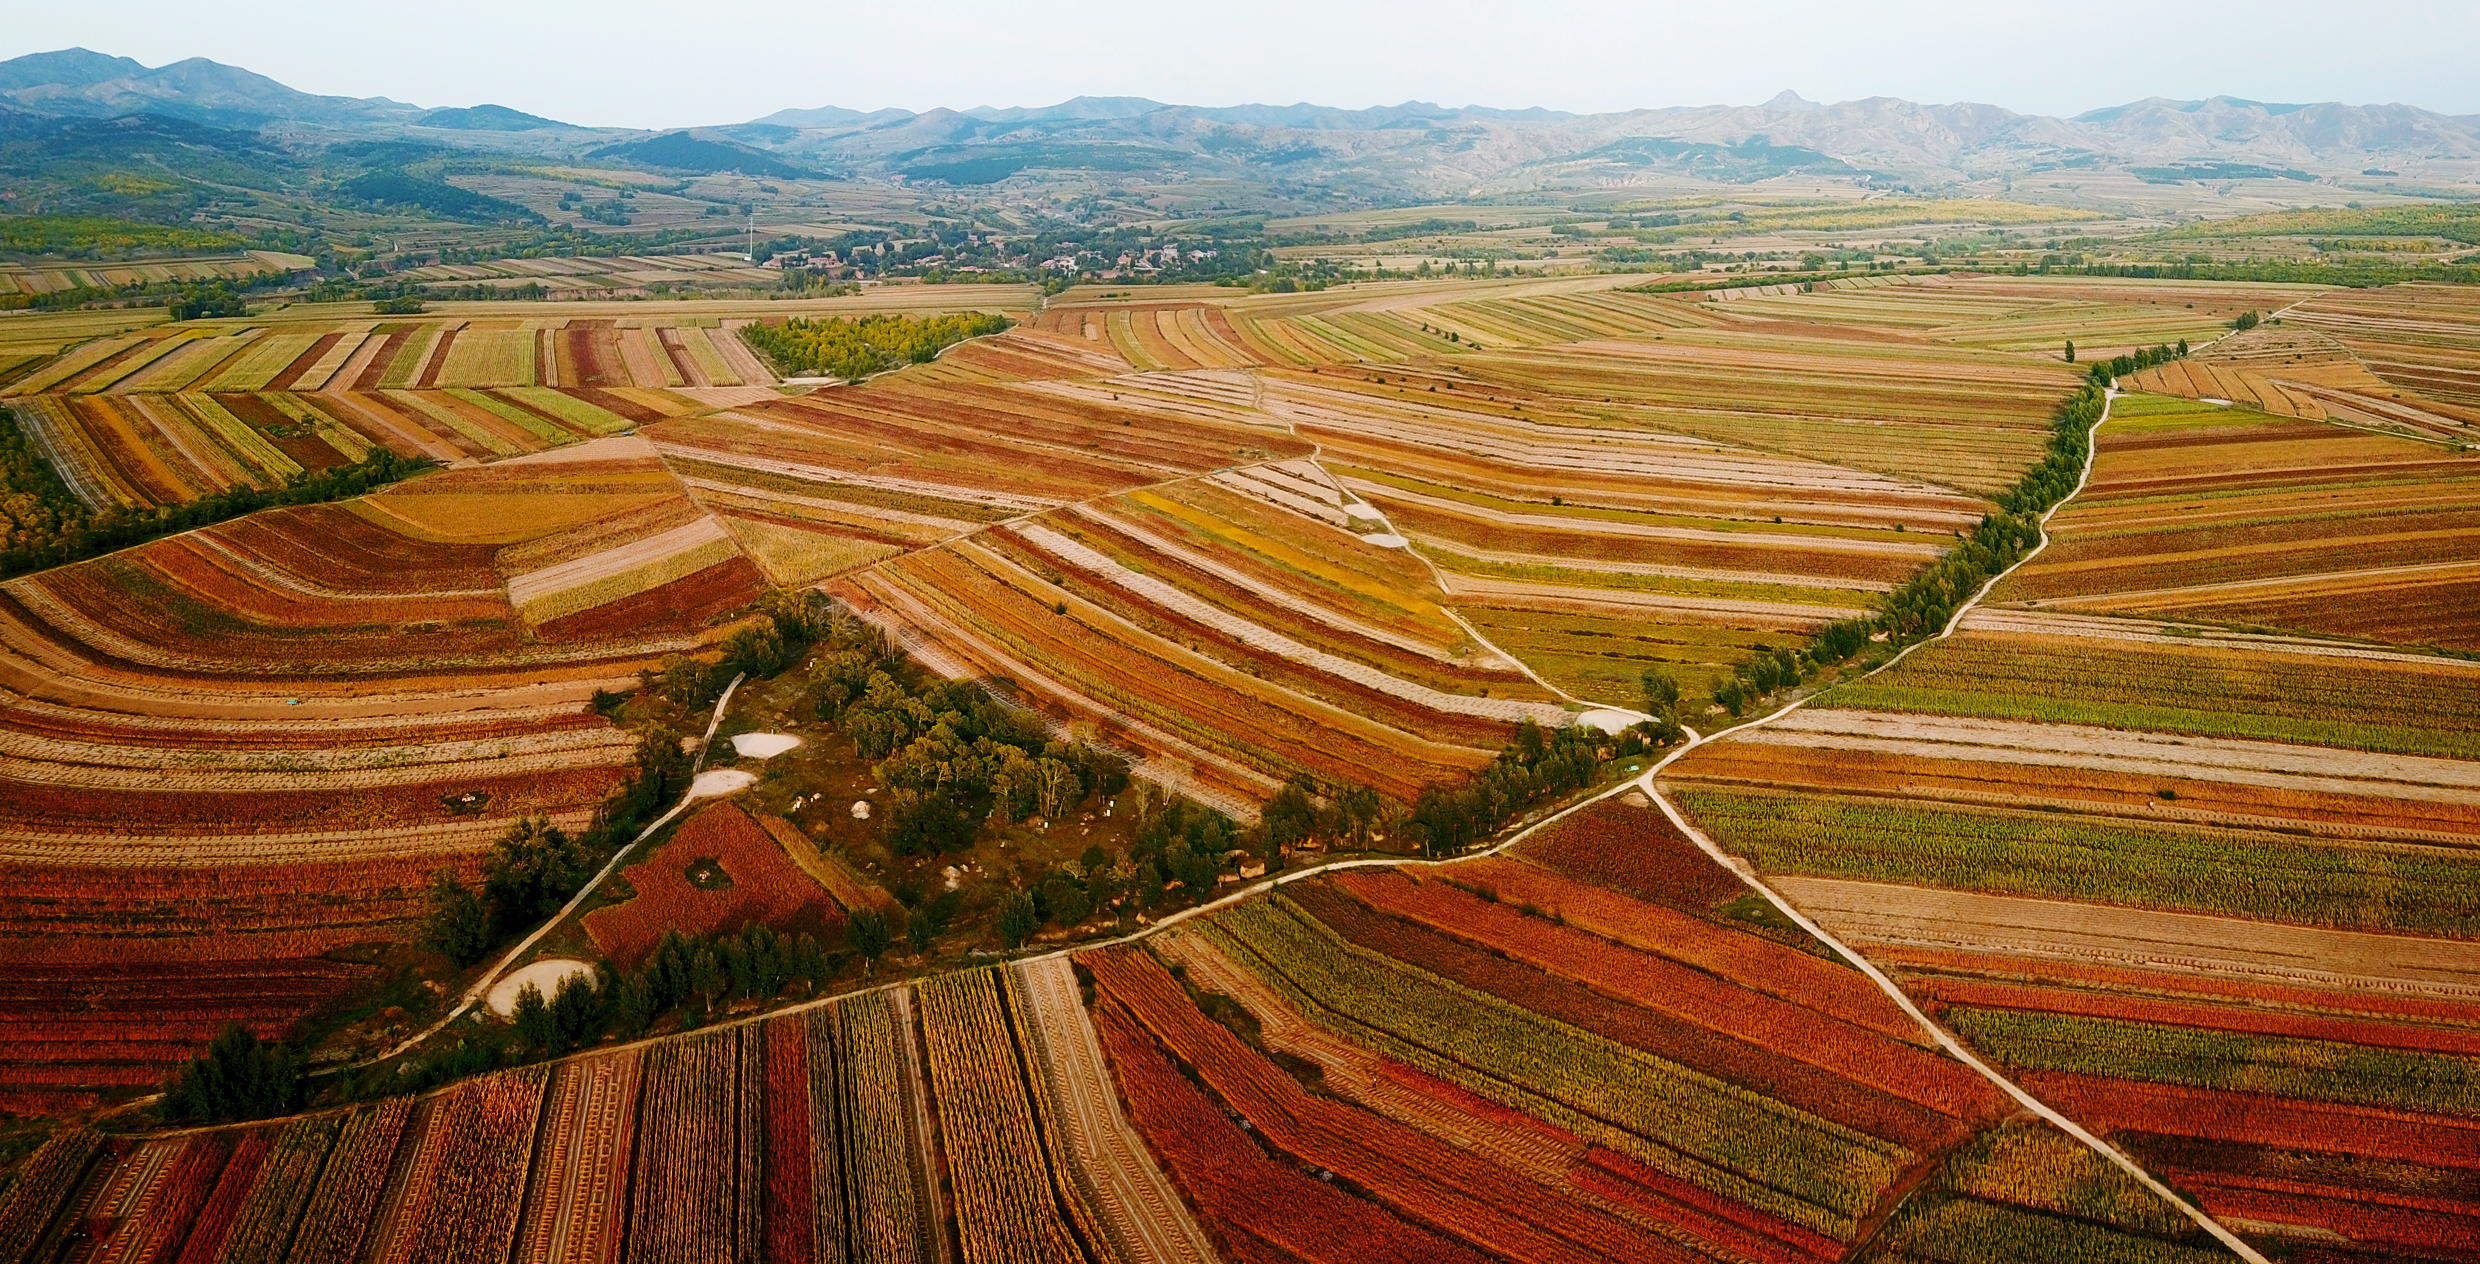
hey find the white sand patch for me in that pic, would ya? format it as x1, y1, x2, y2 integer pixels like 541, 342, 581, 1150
1576, 708, 1648, 734
687, 768, 757, 801
729, 732, 803, 759
487, 958, 595, 1016
1361, 533, 1409, 548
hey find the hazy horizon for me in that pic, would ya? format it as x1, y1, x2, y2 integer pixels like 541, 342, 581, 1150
5, 0, 2475, 130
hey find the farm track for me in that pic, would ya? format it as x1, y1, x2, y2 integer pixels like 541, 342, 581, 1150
1012, 958, 1218, 1264
1634, 387, 2275, 1263
887, 985, 957, 1264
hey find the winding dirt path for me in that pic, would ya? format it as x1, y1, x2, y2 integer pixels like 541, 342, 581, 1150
1630, 389, 2273, 1263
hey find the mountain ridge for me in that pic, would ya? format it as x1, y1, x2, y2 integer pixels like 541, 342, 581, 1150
3, 47, 2476, 194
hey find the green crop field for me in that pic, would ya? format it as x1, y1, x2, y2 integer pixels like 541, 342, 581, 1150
1674, 787, 2480, 937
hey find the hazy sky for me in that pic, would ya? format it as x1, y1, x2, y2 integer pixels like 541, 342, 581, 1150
7, 0, 2475, 128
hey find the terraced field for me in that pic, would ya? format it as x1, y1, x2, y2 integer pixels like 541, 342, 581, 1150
1990, 391, 2480, 651
0, 313, 776, 513
29, 275, 2480, 1263
800, 279, 2097, 805
0, 435, 765, 1108
1079, 791, 2219, 1264
1663, 284, 2480, 1262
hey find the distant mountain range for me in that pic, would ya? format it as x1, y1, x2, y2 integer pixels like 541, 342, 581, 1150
3, 47, 2477, 195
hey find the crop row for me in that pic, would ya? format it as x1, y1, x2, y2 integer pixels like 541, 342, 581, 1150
1942, 1124, 2193, 1237
1363, 490, 1926, 588
285, 1101, 413, 1264
1922, 975, 2480, 1059
1286, 877, 1966, 1169
915, 968, 1105, 1264
1203, 894, 1908, 1238
16, 386, 661, 515
1666, 737, 2480, 843
1060, 496, 1512, 701
1949, 1006, 2480, 1118
814, 994, 928, 1264
1672, 786, 2480, 938
37, 983, 938, 1264
1085, 946, 1727, 1264
1086, 986, 1496, 1264
387, 1069, 549, 1264
1827, 631, 2480, 759
734, 376, 1306, 503
0, 1128, 103, 1260
629, 1026, 762, 1262
863, 546, 1474, 802
988, 527, 1532, 749
212, 1115, 342, 1264
1329, 870, 2002, 1122
1866, 1195, 2226, 1264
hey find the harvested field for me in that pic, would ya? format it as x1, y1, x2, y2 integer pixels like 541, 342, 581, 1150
1769, 876, 2480, 1002
513, 1048, 639, 1264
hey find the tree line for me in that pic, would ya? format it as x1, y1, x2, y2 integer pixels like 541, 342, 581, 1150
1700, 346, 2173, 720
740, 312, 1012, 380
0, 443, 430, 580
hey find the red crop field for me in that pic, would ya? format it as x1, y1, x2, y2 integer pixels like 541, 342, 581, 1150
169, 1129, 270, 1264
762, 1019, 813, 1264
2021, 1069, 2480, 1170
1087, 945, 1718, 1264
1448, 855, 1923, 1040
1331, 870, 2005, 1122
1282, 879, 1970, 1156
582, 804, 843, 968
1512, 796, 1752, 912
1918, 975, 2480, 1058
1088, 983, 1498, 1264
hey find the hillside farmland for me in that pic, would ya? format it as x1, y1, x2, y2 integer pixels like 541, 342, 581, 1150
12, 271, 2480, 1263
1663, 284, 2480, 1260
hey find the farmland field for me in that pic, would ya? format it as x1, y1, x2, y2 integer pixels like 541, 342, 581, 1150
1654, 278, 2480, 1263
10, 268, 2480, 1264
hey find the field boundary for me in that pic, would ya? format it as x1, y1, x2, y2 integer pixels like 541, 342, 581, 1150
357, 671, 751, 1069
100, 353, 2259, 1263
1633, 388, 2274, 1264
